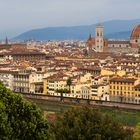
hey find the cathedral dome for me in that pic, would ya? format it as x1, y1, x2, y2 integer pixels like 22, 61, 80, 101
130, 23, 140, 39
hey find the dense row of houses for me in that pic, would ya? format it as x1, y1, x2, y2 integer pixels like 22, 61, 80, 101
1, 65, 140, 104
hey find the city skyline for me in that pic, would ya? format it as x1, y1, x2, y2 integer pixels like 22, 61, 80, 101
0, 0, 140, 38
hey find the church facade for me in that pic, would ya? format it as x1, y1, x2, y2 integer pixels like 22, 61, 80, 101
86, 23, 140, 55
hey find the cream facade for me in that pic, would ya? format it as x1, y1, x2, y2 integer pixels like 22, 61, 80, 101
0, 71, 14, 90
95, 24, 104, 52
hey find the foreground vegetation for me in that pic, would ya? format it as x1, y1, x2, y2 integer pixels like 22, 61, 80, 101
51, 106, 133, 140
0, 82, 51, 140
1, 82, 140, 139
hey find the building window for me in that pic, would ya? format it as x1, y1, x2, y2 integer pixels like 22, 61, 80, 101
113, 91, 115, 95
124, 86, 126, 90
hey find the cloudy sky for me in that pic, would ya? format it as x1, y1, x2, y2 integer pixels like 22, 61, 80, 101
0, 0, 140, 39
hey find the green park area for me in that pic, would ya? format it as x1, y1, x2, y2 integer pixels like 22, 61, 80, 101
27, 98, 140, 127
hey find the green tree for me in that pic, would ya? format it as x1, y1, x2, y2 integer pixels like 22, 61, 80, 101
56, 88, 70, 101
0, 82, 51, 140
66, 78, 72, 93
51, 106, 133, 140
0, 101, 12, 139
133, 123, 140, 140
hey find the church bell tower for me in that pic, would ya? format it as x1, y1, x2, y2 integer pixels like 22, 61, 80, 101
95, 24, 104, 52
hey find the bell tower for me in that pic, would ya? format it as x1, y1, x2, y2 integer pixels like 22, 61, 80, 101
95, 24, 104, 52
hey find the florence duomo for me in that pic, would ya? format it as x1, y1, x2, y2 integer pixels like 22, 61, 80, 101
86, 23, 140, 56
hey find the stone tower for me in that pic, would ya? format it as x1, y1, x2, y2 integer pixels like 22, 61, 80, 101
95, 24, 104, 52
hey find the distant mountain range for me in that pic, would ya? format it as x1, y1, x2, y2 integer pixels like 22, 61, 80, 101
14, 19, 140, 41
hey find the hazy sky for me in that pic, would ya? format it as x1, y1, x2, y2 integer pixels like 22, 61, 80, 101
0, 0, 140, 39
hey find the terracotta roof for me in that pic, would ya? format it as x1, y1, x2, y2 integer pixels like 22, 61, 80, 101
110, 77, 137, 83
79, 66, 101, 71
0, 49, 46, 55
130, 23, 140, 39
87, 37, 95, 43
108, 40, 130, 44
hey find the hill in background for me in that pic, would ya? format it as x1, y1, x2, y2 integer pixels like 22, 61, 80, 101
14, 19, 140, 41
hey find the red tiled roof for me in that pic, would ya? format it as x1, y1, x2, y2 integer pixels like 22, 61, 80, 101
108, 40, 130, 44
87, 37, 95, 43
0, 48, 46, 55
130, 23, 140, 39
110, 77, 137, 83
79, 66, 101, 71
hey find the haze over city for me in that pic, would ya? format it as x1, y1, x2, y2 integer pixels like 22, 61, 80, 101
1, 0, 140, 38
